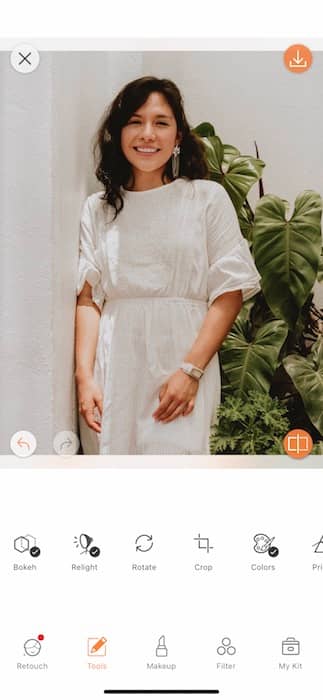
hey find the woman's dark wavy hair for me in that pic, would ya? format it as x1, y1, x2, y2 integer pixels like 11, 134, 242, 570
93, 76, 209, 219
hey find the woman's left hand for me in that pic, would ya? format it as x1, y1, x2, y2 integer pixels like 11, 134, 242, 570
153, 369, 199, 423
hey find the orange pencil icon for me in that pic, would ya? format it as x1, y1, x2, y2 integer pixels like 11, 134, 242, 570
90, 637, 107, 654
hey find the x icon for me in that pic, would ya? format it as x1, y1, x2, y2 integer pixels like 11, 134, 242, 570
18, 52, 32, 66
10, 45, 40, 74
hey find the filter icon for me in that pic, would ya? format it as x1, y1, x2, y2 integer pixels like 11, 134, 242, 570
217, 637, 236, 655
156, 635, 168, 657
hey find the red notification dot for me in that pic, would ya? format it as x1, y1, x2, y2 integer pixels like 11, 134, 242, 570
38, 634, 44, 641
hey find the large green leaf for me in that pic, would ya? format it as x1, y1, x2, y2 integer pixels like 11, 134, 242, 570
220, 316, 288, 397
202, 136, 224, 175
283, 336, 323, 436
193, 125, 265, 213
206, 144, 265, 213
222, 144, 241, 169
253, 191, 322, 329
238, 203, 254, 243
193, 122, 215, 137
223, 156, 265, 213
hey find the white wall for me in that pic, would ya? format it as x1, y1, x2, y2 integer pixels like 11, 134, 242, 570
1, 51, 322, 453
0, 51, 143, 453
143, 51, 323, 204
0, 53, 53, 452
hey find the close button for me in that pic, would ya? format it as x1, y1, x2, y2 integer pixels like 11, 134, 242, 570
10, 44, 40, 74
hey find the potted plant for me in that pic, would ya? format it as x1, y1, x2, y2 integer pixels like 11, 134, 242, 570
193, 123, 323, 454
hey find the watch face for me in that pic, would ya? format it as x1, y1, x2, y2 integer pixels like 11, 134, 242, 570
191, 368, 200, 379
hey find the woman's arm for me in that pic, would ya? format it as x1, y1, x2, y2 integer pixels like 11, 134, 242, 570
183, 289, 242, 369
153, 290, 242, 423
75, 281, 103, 433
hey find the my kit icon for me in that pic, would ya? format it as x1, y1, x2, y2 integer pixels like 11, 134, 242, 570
282, 637, 300, 655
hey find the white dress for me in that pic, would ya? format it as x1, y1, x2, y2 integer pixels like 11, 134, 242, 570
77, 178, 261, 455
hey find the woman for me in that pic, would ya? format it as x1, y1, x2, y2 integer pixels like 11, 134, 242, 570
76, 76, 261, 455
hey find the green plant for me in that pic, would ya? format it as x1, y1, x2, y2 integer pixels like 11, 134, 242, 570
283, 336, 323, 435
210, 391, 290, 455
193, 122, 323, 451
311, 442, 323, 455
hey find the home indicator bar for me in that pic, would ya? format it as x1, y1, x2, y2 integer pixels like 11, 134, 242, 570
104, 691, 220, 695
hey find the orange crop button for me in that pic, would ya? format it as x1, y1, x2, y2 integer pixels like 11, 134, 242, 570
284, 44, 313, 73
283, 429, 313, 458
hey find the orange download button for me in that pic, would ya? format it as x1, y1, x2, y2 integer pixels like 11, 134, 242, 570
284, 44, 312, 73
283, 429, 313, 458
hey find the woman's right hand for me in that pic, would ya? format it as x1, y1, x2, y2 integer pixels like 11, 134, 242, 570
77, 376, 103, 433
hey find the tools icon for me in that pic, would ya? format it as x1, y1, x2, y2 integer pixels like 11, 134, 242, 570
74, 534, 101, 558
14, 534, 41, 558
88, 637, 107, 656
253, 533, 279, 558
194, 534, 214, 553
135, 534, 153, 553
156, 635, 168, 657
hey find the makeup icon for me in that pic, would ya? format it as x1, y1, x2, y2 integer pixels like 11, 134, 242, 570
88, 637, 107, 656
156, 635, 168, 657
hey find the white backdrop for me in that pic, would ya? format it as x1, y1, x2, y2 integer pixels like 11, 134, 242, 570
1, 50, 322, 452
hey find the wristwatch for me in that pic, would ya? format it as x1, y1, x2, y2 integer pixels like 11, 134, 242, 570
180, 362, 204, 380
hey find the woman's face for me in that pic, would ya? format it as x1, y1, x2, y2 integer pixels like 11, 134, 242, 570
121, 91, 180, 181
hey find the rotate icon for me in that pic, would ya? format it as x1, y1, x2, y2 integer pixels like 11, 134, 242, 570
135, 534, 154, 553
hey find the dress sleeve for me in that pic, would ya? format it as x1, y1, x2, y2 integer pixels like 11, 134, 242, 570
206, 185, 261, 307
77, 197, 105, 311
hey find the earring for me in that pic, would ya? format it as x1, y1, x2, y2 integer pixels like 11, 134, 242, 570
172, 144, 181, 179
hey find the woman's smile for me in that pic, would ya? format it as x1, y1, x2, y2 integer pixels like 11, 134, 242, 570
134, 146, 161, 155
